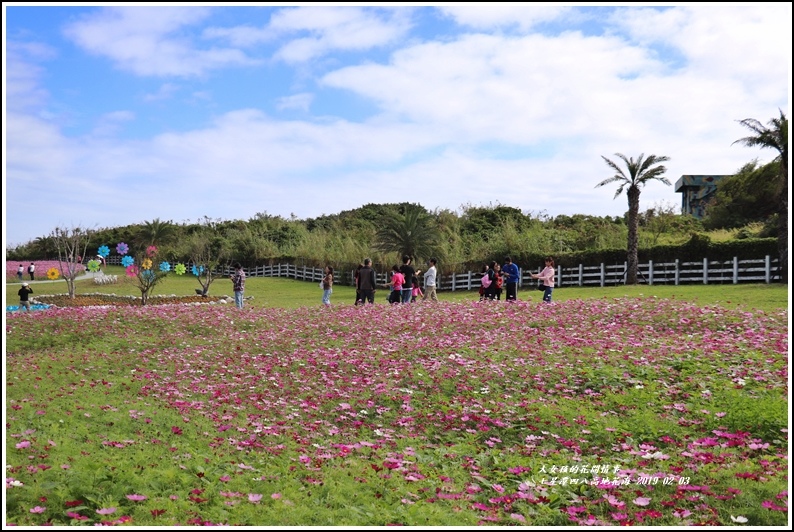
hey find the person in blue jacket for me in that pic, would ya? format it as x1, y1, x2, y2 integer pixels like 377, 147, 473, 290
502, 256, 520, 301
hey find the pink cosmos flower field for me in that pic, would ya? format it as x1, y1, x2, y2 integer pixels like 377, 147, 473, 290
5, 298, 789, 526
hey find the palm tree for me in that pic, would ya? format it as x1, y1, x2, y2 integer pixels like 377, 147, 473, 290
138, 218, 176, 248
596, 153, 671, 284
375, 203, 440, 262
732, 109, 788, 282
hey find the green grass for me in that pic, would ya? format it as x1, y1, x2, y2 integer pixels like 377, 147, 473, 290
5, 264, 788, 312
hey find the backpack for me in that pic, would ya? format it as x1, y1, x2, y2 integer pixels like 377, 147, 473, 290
481, 274, 492, 288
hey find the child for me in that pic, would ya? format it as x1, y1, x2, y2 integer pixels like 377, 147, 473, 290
411, 269, 423, 302
321, 266, 334, 306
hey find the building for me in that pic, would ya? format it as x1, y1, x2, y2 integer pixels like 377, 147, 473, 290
674, 175, 729, 219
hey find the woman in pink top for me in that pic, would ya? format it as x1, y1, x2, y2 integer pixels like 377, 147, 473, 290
388, 265, 405, 304
532, 256, 555, 303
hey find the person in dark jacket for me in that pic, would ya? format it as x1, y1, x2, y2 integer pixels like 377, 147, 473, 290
357, 258, 377, 304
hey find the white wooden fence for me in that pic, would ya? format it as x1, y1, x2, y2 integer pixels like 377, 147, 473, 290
203, 256, 781, 290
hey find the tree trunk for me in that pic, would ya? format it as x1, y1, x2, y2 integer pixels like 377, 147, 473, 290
626, 186, 641, 285
778, 169, 788, 283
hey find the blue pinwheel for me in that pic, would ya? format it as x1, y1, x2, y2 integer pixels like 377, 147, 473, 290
191, 264, 205, 276
159, 261, 171, 272
121, 256, 134, 268
97, 245, 110, 257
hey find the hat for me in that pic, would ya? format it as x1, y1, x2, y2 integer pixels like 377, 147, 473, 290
22, 282, 29, 287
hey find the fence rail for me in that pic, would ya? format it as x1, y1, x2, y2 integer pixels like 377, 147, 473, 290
179, 256, 779, 291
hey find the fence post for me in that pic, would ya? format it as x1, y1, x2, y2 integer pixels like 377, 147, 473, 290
703, 258, 708, 284
600, 263, 605, 287
674, 259, 679, 285
648, 260, 654, 286
558, 266, 563, 288
765, 255, 771, 284
451, 272, 456, 292
518, 267, 522, 288
579, 264, 583, 286
733, 257, 738, 284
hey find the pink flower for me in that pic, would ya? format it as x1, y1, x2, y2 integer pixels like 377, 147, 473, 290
96, 507, 117, 515
271, 493, 282, 499
126, 494, 147, 502
510, 513, 526, 522
29, 506, 46, 514
248, 494, 262, 503
633, 497, 651, 506
219, 475, 231, 482
15, 441, 31, 449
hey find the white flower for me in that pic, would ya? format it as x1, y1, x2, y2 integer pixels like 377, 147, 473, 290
730, 515, 748, 523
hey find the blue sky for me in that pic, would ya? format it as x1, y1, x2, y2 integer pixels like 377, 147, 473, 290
3, 3, 791, 247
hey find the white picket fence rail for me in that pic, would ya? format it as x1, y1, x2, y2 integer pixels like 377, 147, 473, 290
197, 256, 780, 291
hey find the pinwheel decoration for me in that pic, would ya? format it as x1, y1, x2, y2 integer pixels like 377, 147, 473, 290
141, 258, 153, 270
97, 245, 110, 258
87, 260, 101, 272
191, 264, 205, 276
116, 242, 129, 255
126, 265, 140, 278
46, 268, 60, 280
159, 261, 171, 272
121, 256, 134, 268
146, 245, 158, 257
174, 263, 187, 275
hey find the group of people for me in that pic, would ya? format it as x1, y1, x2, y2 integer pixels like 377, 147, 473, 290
226, 255, 554, 309
355, 256, 438, 305
16, 263, 35, 281
477, 255, 555, 303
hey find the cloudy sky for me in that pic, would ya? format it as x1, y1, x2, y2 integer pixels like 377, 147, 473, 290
3, 3, 791, 247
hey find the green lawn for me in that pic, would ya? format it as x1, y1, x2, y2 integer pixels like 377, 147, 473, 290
5, 265, 788, 313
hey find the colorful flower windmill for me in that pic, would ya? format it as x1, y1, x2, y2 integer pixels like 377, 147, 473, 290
86, 260, 101, 272
121, 256, 134, 268
116, 242, 129, 255
159, 261, 171, 272
174, 263, 187, 275
46, 268, 60, 280
97, 245, 110, 258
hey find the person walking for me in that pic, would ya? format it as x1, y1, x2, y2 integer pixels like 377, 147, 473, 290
231, 262, 246, 309
18, 282, 33, 311
398, 255, 415, 304
502, 256, 520, 301
422, 258, 438, 302
321, 266, 334, 306
353, 263, 364, 305
532, 256, 556, 303
28, 262, 36, 281
17, 264, 24, 281
357, 258, 377, 305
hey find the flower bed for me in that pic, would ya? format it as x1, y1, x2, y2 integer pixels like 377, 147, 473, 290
30, 293, 230, 308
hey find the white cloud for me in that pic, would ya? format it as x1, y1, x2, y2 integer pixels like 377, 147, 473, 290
276, 93, 314, 112
144, 83, 180, 101
438, 4, 572, 30
270, 6, 413, 63
62, 6, 259, 77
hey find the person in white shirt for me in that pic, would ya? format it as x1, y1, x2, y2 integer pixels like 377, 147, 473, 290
422, 258, 438, 302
